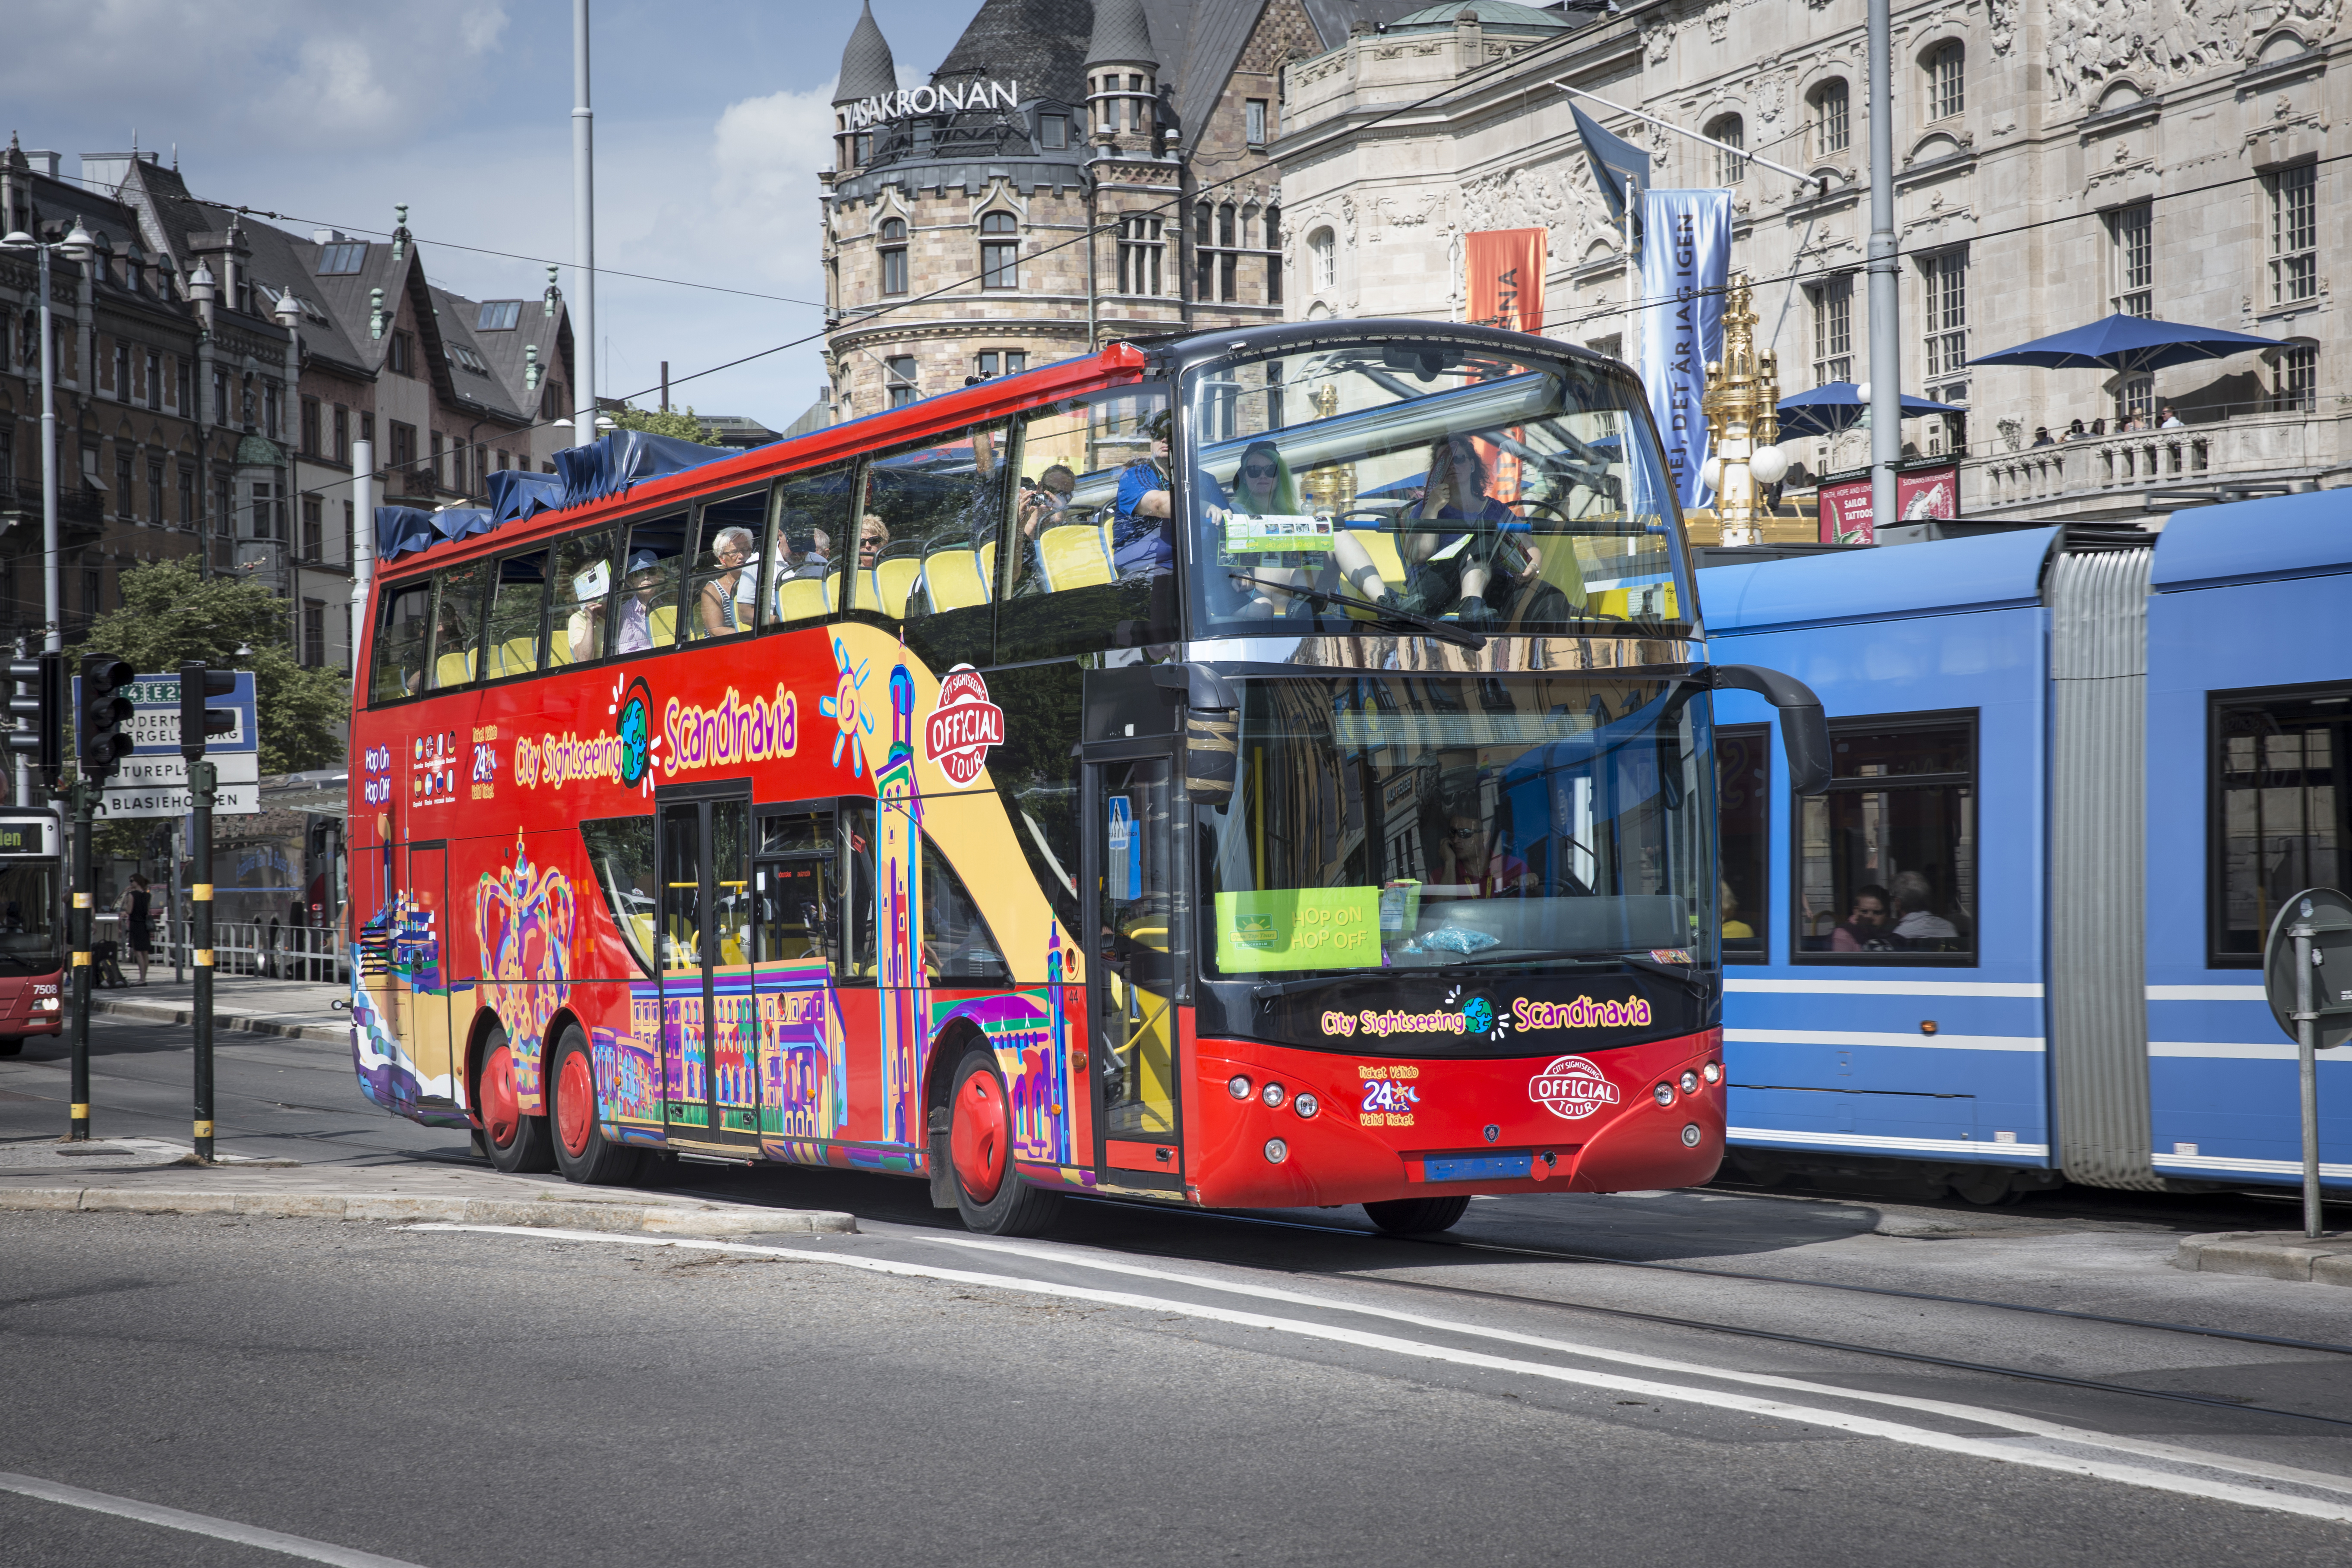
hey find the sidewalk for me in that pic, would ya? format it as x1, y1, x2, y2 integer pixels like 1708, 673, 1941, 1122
2176, 1230, 2352, 1286
79, 974, 349, 1044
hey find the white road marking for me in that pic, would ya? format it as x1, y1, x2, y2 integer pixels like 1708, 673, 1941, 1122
0, 1471, 428, 1567
410, 1225, 2352, 1525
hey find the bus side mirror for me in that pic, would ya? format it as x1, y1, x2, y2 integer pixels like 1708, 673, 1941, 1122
1706, 664, 1831, 795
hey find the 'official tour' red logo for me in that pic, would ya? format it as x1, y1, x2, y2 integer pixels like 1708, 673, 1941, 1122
924, 665, 1004, 788
1530, 1055, 1621, 1121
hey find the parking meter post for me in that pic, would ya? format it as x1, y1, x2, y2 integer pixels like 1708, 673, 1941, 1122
190, 757, 216, 1164
2291, 918, 2322, 1240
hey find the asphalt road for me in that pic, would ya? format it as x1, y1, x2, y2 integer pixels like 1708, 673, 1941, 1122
5, 1016, 2352, 1565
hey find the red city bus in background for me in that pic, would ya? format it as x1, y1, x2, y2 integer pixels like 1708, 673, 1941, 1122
347, 319, 1825, 1234
0, 813, 64, 1057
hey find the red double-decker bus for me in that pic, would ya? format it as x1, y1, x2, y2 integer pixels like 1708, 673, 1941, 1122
347, 319, 1825, 1235
0, 813, 62, 1057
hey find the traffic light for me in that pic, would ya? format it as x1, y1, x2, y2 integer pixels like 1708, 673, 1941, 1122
79, 656, 136, 784
6, 650, 63, 790
178, 661, 238, 761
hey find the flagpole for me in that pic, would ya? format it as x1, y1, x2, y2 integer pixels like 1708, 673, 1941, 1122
1551, 82, 1827, 193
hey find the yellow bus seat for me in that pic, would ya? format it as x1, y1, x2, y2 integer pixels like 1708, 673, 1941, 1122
548, 625, 575, 665
922, 548, 988, 612
1038, 523, 1114, 592
978, 539, 996, 591
775, 576, 827, 623
432, 650, 476, 688
875, 556, 920, 619
489, 636, 539, 678
824, 571, 842, 612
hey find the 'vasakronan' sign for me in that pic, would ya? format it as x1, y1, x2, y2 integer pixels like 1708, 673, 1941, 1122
843, 81, 1022, 131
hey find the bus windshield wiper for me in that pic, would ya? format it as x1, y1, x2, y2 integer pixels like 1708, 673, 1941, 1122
1225, 573, 1487, 651
1247, 972, 1378, 1006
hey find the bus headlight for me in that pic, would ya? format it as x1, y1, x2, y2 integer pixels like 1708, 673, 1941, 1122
1261, 1082, 1286, 1108
1653, 1082, 1675, 1107
1681, 1123, 1703, 1148
1264, 1138, 1288, 1164
1293, 1093, 1319, 1120
37, 997, 58, 1011
1702, 1061, 1722, 1084
1228, 1075, 1253, 1101
1680, 1070, 1700, 1095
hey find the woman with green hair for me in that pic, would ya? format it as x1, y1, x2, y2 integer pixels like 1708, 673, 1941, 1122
1205, 439, 1312, 618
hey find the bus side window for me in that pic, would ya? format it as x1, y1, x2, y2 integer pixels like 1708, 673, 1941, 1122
999, 384, 1170, 662
838, 799, 877, 983
371, 580, 434, 702
552, 528, 617, 665
616, 514, 688, 654
766, 462, 854, 628
429, 560, 489, 691
920, 832, 1007, 981
687, 488, 766, 643
852, 422, 1007, 670
484, 549, 549, 679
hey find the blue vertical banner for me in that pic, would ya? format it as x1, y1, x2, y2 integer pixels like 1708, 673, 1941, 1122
1638, 189, 1733, 512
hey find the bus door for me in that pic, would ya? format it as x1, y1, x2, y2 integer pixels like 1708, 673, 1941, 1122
399, 842, 456, 1117
657, 789, 761, 1156
1081, 750, 1181, 1186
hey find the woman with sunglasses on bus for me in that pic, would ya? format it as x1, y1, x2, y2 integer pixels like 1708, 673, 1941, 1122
1203, 439, 1311, 618
1330, 434, 1536, 628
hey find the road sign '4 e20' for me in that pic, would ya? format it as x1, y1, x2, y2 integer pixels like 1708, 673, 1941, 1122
110, 672, 259, 754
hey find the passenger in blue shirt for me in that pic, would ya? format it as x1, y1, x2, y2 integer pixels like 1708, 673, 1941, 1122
1110, 412, 1174, 580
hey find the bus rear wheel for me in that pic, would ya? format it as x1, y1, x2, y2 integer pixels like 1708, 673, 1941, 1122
549, 1025, 638, 1186
949, 1049, 1061, 1237
480, 1028, 553, 1174
1363, 1195, 1471, 1234
0, 1037, 22, 1058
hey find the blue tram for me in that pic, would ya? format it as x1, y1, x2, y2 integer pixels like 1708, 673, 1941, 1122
1698, 493, 2351, 1203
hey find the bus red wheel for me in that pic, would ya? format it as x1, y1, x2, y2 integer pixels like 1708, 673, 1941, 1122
548, 1024, 638, 1186
479, 1028, 552, 1174
948, 1049, 1061, 1237
1363, 1195, 1471, 1235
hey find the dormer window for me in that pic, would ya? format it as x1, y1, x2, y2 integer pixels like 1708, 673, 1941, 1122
1041, 113, 1068, 150
477, 300, 523, 330
317, 242, 366, 274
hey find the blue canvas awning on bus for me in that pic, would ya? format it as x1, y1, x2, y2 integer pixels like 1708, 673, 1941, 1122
488, 468, 564, 526
553, 429, 737, 506
374, 507, 439, 563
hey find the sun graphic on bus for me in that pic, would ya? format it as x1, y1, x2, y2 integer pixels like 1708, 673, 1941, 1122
818, 635, 875, 778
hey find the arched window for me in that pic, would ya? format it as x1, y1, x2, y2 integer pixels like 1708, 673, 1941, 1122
1309, 227, 1335, 294
1810, 79, 1850, 158
878, 218, 909, 297
1707, 114, 1745, 185
979, 211, 1017, 290
1927, 41, 1964, 120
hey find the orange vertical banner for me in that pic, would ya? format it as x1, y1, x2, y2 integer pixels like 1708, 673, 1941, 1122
1465, 229, 1547, 505
1465, 227, 1547, 336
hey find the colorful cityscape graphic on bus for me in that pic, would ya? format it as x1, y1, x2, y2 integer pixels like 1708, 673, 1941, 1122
474, 833, 576, 1111
351, 887, 469, 1128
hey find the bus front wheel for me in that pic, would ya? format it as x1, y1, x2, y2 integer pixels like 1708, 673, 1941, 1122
949, 1049, 1061, 1237
549, 1025, 639, 1186
480, 1027, 553, 1174
1363, 1195, 1471, 1234
0, 1037, 21, 1058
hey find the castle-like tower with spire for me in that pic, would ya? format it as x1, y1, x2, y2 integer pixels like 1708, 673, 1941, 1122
819, 0, 1344, 420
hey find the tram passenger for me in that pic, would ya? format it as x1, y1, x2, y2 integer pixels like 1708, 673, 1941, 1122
1830, 884, 1895, 952
1889, 870, 1961, 947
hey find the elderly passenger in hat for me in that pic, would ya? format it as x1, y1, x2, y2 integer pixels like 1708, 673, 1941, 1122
569, 547, 669, 656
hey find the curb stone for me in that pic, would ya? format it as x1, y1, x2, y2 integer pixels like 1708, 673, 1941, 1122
2173, 1229, 2352, 1284
85, 998, 350, 1046
0, 1188, 856, 1236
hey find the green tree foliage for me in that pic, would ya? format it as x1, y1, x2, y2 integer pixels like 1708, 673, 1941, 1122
610, 403, 715, 444
73, 562, 349, 776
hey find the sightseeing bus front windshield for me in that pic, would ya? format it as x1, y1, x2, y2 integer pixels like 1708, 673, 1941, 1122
1178, 341, 1689, 638
1199, 674, 1713, 981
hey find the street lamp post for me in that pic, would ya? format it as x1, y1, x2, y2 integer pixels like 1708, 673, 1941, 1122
0, 216, 96, 657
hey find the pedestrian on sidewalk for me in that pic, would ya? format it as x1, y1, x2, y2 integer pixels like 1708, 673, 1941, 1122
115, 874, 155, 985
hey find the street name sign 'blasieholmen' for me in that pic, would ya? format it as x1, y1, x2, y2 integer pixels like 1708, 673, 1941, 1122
71, 672, 261, 817
841, 79, 1022, 130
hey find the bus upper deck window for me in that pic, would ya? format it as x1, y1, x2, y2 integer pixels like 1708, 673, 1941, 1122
689, 489, 766, 642
853, 422, 1008, 669
767, 463, 855, 628
552, 529, 617, 665
485, 550, 549, 678
615, 515, 688, 654
371, 581, 433, 702
428, 562, 488, 692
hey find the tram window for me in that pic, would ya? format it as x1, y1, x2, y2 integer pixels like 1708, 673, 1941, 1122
1794, 714, 1976, 963
371, 579, 433, 702
429, 560, 489, 691
766, 462, 855, 627
922, 832, 1007, 981
581, 815, 657, 974
483, 549, 549, 678
612, 514, 688, 654
687, 489, 765, 643
850, 422, 1008, 669
1717, 724, 1770, 963
552, 527, 618, 665
998, 384, 1171, 663
2210, 686, 2352, 964
837, 800, 879, 982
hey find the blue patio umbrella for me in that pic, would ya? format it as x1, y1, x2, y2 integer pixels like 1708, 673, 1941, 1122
1968, 313, 2280, 375
1774, 382, 1965, 440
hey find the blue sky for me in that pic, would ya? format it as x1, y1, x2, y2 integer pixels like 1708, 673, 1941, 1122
6, 1, 986, 427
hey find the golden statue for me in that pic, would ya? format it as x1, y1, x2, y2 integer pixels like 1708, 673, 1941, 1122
1302, 382, 1355, 517
1699, 273, 1784, 546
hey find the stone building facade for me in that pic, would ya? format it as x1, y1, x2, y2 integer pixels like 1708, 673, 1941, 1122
1275, 0, 2349, 522
819, 0, 1422, 420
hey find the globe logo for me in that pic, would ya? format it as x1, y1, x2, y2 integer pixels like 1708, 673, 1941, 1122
616, 696, 650, 787
1461, 995, 1494, 1035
